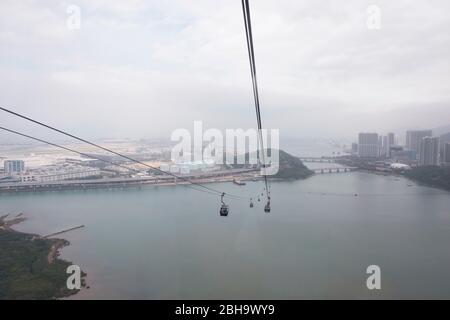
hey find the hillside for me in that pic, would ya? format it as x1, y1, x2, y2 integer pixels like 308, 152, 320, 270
272, 149, 314, 180
433, 124, 450, 136
405, 166, 450, 191
0, 215, 86, 300
231, 149, 314, 180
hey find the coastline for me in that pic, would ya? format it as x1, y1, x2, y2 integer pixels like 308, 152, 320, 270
0, 169, 261, 195
0, 214, 86, 300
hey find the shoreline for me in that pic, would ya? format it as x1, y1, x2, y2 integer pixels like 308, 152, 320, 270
0, 214, 86, 300
0, 169, 261, 195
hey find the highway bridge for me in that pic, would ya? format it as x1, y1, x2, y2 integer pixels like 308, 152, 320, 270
298, 157, 338, 163
312, 167, 357, 174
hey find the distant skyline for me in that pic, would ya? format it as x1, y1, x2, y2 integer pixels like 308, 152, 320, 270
1, 0, 450, 142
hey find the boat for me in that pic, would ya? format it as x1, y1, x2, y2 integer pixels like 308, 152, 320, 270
232, 179, 246, 186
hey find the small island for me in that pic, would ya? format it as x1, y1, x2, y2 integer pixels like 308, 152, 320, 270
0, 214, 86, 300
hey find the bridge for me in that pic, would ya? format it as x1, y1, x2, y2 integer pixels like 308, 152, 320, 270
43, 225, 85, 238
312, 167, 357, 174
298, 157, 337, 163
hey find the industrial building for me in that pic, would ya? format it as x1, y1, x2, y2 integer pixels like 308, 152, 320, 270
160, 159, 216, 175
18, 163, 101, 183
4, 160, 25, 175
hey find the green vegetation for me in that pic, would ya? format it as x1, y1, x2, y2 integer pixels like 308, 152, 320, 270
405, 166, 450, 191
271, 149, 314, 180
0, 229, 82, 300
231, 149, 314, 180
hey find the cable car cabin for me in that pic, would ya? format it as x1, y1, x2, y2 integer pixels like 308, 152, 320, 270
250, 202, 254, 208
220, 204, 229, 216
219, 193, 229, 216
264, 202, 271, 212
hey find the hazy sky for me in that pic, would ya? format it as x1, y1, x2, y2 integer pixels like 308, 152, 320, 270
1, 0, 450, 142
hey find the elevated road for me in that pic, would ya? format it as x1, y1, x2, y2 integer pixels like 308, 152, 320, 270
312, 167, 358, 174
298, 157, 338, 163
0, 168, 259, 193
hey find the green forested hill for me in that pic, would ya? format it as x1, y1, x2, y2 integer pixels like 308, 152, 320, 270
405, 166, 450, 191
231, 149, 314, 180
271, 149, 314, 180
0, 229, 80, 300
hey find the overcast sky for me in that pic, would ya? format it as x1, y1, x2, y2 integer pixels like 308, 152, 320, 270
1, 0, 450, 142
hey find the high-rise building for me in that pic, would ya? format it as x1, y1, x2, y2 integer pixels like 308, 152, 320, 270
358, 133, 379, 158
418, 136, 440, 166
406, 130, 432, 154
4, 160, 25, 175
439, 132, 450, 162
387, 132, 395, 158
378, 136, 383, 157
444, 143, 450, 164
377, 133, 396, 158
351, 143, 358, 155
387, 132, 395, 145
379, 136, 387, 157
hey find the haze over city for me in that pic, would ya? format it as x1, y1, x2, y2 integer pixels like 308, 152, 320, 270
1, 0, 450, 142
2, 0, 450, 304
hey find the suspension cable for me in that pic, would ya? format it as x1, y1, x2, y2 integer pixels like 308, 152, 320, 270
0, 106, 249, 200
241, 0, 271, 203
0, 126, 223, 197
